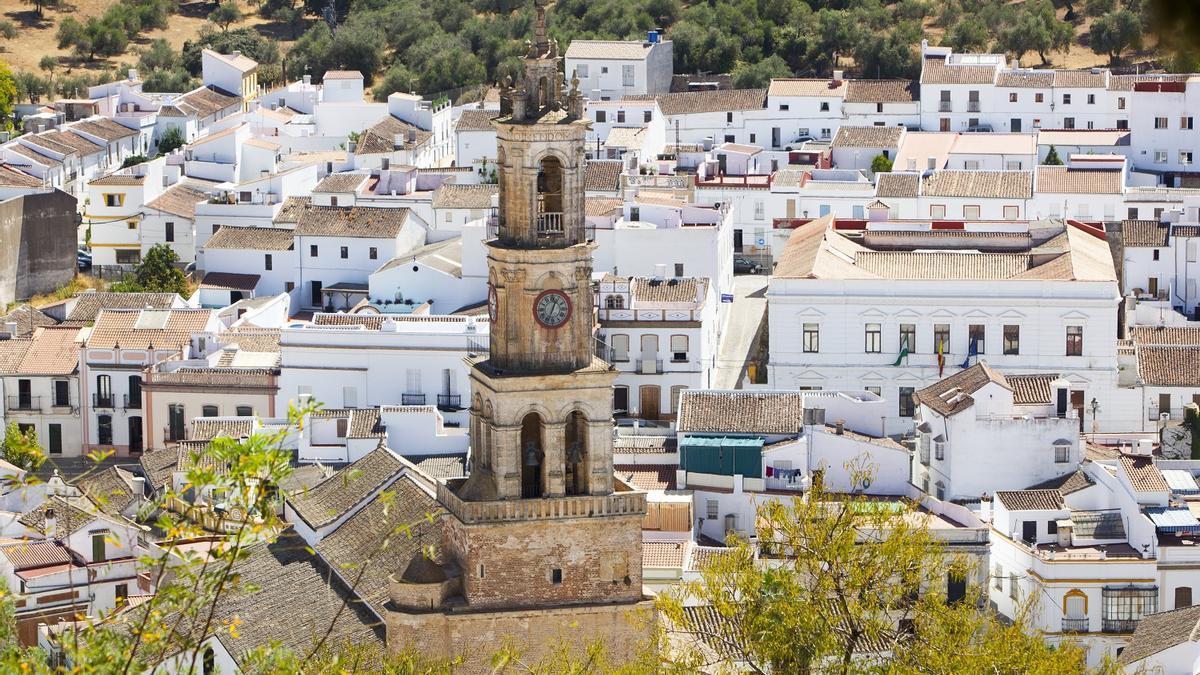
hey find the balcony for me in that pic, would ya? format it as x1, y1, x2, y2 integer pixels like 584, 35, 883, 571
124, 394, 142, 410
437, 481, 646, 525
1149, 406, 1183, 421
436, 394, 462, 411
536, 212, 564, 237
6, 396, 40, 412
402, 393, 426, 406
1061, 618, 1089, 633
1101, 618, 1139, 634
638, 358, 664, 375
967, 101, 981, 112
93, 394, 115, 409
938, 101, 952, 112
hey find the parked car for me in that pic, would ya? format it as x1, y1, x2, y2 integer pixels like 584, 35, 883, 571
77, 248, 92, 271
733, 256, 762, 274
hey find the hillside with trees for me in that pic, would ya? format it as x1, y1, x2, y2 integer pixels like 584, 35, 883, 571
0, 0, 1195, 105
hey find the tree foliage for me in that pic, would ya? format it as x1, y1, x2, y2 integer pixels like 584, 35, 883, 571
871, 153, 894, 174
181, 27, 281, 77
1, 422, 44, 471
731, 55, 792, 90
0, 61, 15, 132
209, 1, 244, 33
1089, 9, 1143, 63
110, 244, 189, 295
1044, 144, 1064, 165
157, 125, 186, 154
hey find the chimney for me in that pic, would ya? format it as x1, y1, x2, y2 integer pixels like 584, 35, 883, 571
979, 493, 992, 521
303, 74, 311, 85
128, 68, 139, 81
232, 51, 242, 59
4, 321, 17, 336
832, 70, 844, 83
407, 129, 416, 143
131, 476, 145, 504
835, 420, 845, 435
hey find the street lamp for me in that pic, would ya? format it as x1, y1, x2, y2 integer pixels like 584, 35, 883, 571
1090, 397, 1100, 434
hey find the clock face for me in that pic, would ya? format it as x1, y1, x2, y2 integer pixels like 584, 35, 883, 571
488, 285, 497, 322
534, 290, 571, 328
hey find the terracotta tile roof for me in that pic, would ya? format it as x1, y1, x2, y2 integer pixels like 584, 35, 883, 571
406, 454, 466, 479
627, 276, 706, 304
768, 78, 846, 98
0, 305, 57, 337
920, 57, 997, 85
147, 184, 209, 219
356, 115, 432, 154
138, 449, 178, 491
7, 143, 59, 167
24, 134, 77, 157
1121, 455, 1169, 492
914, 361, 1009, 416
584, 160, 622, 193
1006, 373, 1055, 405
565, 40, 655, 60
1053, 70, 1108, 88
1119, 604, 1200, 665
677, 390, 805, 434
189, 417, 256, 441
88, 172, 145, 186
455, 109, 498, 131
0, 539, 72, 570
347, 408, 385, 439
994, 489, 1065, 511
613, 435, 676, 454
844, 79, 917, 103
70, 117, 137, 141
200, 272, 260, 291
63, 291, 180, 325
204, 225, 295, 251
1108, 73, 1190, 91
273, 196, 310, 224
625, 89, 766, 115
176, 86, 241, 118
1129, 326, 1200, 345
1027, 470, 1094, 495
205, 48, 257, 72
313, 473, 440, 614
585, 196, 623, 217
642, 540, 688, 568
687, 545, 737, 572
433, 183, 497, 209
322, 70, 361, 80
42, 130, 103, 155
76, 466, 140, 517
996, 71, 1055, 88
1035, 166, 1123, 194
614, 464, 676, 491
0, 163, 41, 187
295, 205, 412, 239
832, 125, 903, 149
921, 170, 1033, 199
85, 308, 214, 350
856, 251, 1031, 279
875, 172, 920, 198
0, 327, 80, 375
1137, 345, 1200, 386
287, 446, 405, 529
1121, 219, 1170, 248
313, 172, 367, 193
18, 495, 101, 535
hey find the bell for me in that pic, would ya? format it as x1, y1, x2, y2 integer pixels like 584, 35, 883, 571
566, 441, 584, 465
523, 441, 540, 467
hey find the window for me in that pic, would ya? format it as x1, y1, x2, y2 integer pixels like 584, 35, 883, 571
865, 386, 881, 396
103, 193, 123, 207
329, 196, 338, 207
1102, 586, 1158, 632
610, 334, 629, 361
165, 222, 174, 242
604, 295, 624, 310
1176, 587, 1193, 609
576, 64, 588, 78
670, 335, 688, 361
613, 385, 629, 413
285, 281, 295, 293
754, 200, 764, 220
898, 387, 915, 417
240, 191, 252, 203
1032, 118, 1041, 129
98, 414, 113, 445
264, 254, 272, 271
1155, 117, 1169, 129
168, 404, 185, 441
1066, 325, 1083, 356
865, 323, 882, 353
236, 405, 253, 417
934, 440, 945, 461
803, 323, 820, 353
92, 533, 106, 563
1156, 150, 1168, 164
1035, 93, 1044, 103
127, 375, 141, 409
1153, 250, 1160, 262
1003, 205, 1019, 220
930, 204, 946, 219
1063, 117, 1075, 129
596, 110, 606, 123
670, 385, 686, 414
993, 564, 1003, 590
116, 249, 140, 265
48, 424, 62, 455
1048, 520, 1058, 535
53, 380, 69, 407
202, 405, 218, 417
1054, 442, 1071, 463
310, 244, 318, 257
340, 246, 348, 259
933, 324, 950, 353
706, 499, 719, 519
899, 323, 916, 353
616, 110, 625, 124
820, 102, 830, 112
963, 205, 980, 219
1063, 94, 1071, 105
1009, 575, 1019, 601
674, 262, 684, 277
968, 324, 985, 355
726, 112, 733, 124
963, 160, 980, 171
876, 102, 884, 113
1182, 152, 1194, 166
935, 481, 946, 500
1003, 325, 1020, 355
1118, 97, 1126, 110
1183, 117, 1195, 130
1087, 93, 1095, 104
778, 103, 789, 111
749, 133, 756, 144
96, 374, 112, 406
1009, 92, 1018, 103
551, 568, 563, 584
116, 583, 128, 605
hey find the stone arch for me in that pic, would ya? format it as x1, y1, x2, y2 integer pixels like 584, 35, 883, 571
563, 409, 590, 496
529, 269, 567, 291
519, 412, 546, 498
472, 393, 483, 413
536, 154, 564, 216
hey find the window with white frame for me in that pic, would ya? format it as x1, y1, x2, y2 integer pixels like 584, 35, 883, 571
864, 323, 881, 353
1156, 150, 1168, 164
1054, 442, 1071, 463
754, 200, 765, 220
930, 204, 946, 219
670, 335, 688, 361
1182, 151, 1194, 166
963, 205, 981, 219
1003, 205, 1019, 220
934, 439, 945, 460
1155, 117, 1169, 129
803, 323, 820, 353
576, 64, 588, 78
622, 65, 635, 87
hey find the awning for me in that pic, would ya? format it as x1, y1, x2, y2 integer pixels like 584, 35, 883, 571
1162, 470, 1200, 494
200, 271, 260, 291
1147, 507, 1200, 533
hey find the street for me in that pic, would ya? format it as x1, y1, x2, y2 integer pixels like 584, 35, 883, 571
711, 273, 769, 390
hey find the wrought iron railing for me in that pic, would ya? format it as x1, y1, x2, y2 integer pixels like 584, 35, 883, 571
401, 393, 426, 405
436, 394, 461, 410
93, 394, 115, 409
6, 396, 39, 412
1061, 618, 1089, 633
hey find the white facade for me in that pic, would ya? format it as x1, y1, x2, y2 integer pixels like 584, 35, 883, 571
565, 36, 673, 101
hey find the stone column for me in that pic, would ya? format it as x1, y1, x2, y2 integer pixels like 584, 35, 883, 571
587, 420, 613, 495
492, 426, 522, 500
541, 421, 566, 497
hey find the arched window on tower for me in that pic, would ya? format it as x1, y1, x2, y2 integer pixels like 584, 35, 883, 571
536, 156, 564, 236
605, 295, 624, 309
564, 411, 589, 496
520, 412, 545, 498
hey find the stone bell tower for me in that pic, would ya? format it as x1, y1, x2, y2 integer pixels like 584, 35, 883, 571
385, 1, 652, 666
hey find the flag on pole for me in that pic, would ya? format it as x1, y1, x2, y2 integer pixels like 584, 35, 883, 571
892, 346, 909, 367
937, 340, 945, 377
960, 338, 978, 369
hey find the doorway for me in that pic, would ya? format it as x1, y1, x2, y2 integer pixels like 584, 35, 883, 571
128, 417, 143, 454
1022, 521, 1037, 543
640, 385, 661, 420
1071, 390, 1085, 431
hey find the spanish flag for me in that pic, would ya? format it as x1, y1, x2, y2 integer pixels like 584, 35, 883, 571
937, 340, 945, 377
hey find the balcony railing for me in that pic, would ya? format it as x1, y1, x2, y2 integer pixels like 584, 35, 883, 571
967, 101, 981, 112
401, 393, 426, 406
1101, 618, 1139, 634
938, 101, 952, 112
124, 394, 142, 410
536, 212, 564, 236
93, 394, 115, 409
638, 358, 664, 375
6, 396, 39, 412
436, 394, 462, 410
1061, 618, 1089, 633
436, 481, 646, 525
1149, 406, 1183, 421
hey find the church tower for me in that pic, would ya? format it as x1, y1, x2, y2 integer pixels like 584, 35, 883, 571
385, 1, 651, 664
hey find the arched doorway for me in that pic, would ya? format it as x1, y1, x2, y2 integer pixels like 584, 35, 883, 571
520, 413, 544, 498
564, 411, 588, 496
